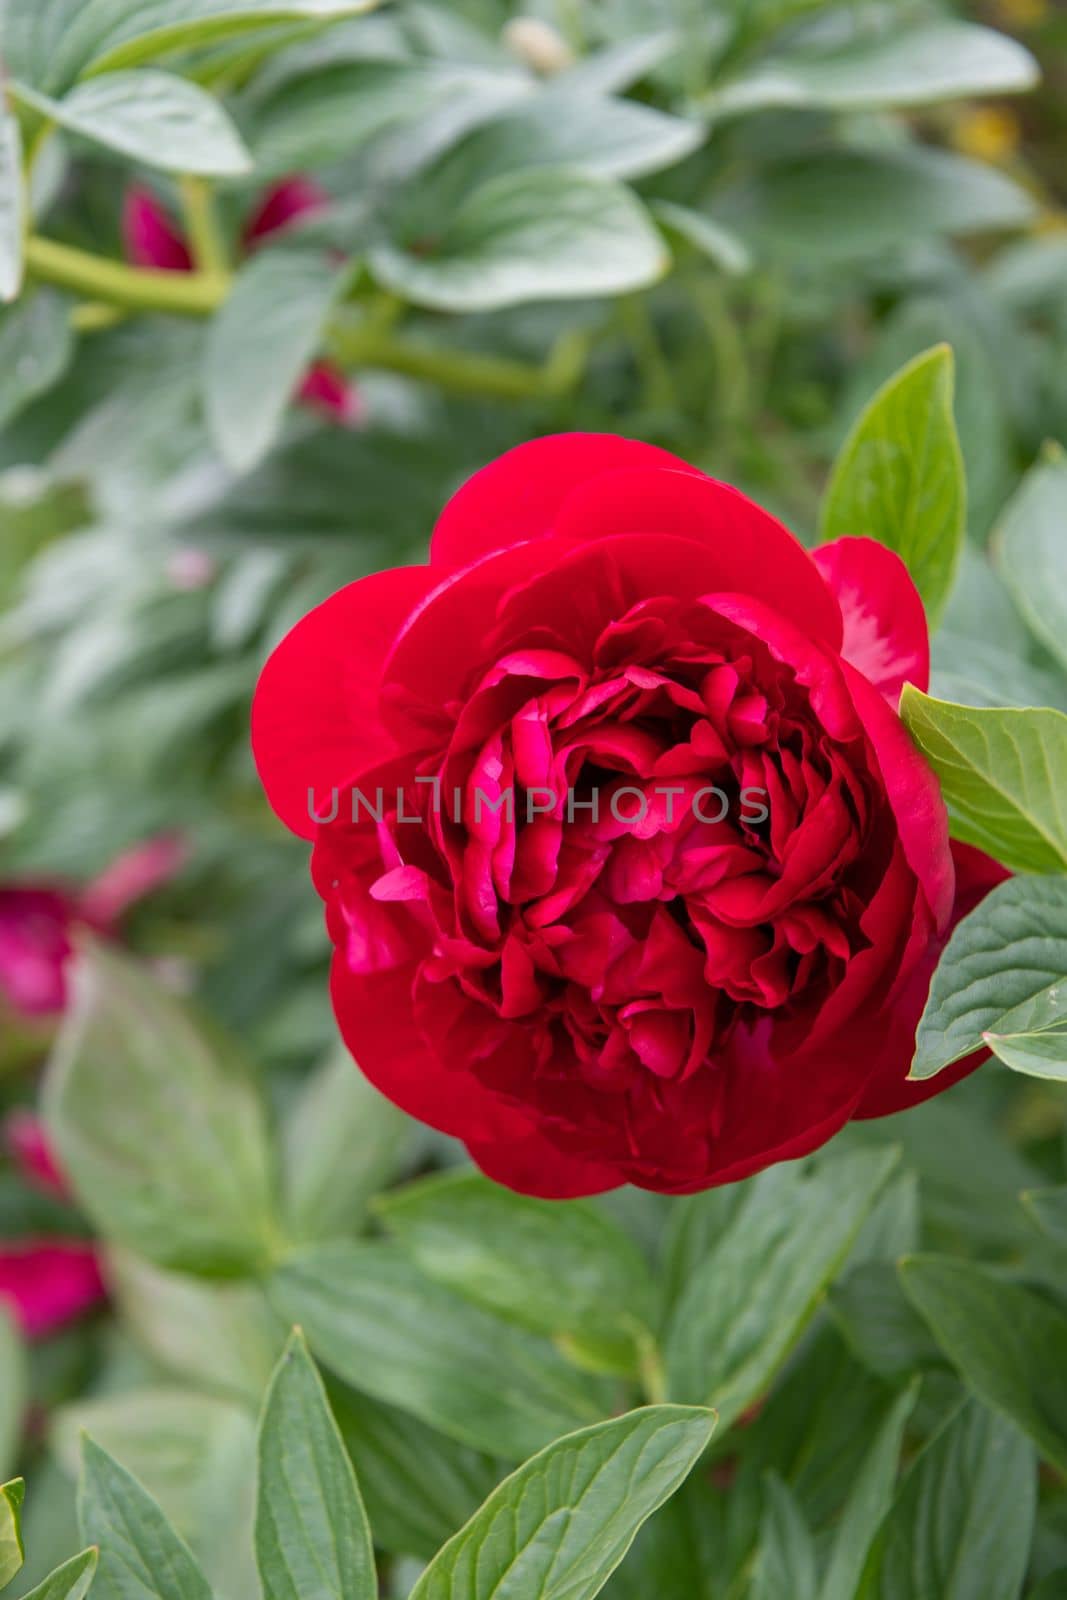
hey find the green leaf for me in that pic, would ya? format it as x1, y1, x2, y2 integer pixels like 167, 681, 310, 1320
985, 1027, 1067, 1080
912, 876, 1067, 1079
270, 1242, 608, 1460
11, 72, 251, 177
651, 201, 751, 275
2, 0, 378, 89
1023, 1185, 1067, 1248
871, 1399, 1034, 1600
0, 1479, 25, 1591
719, 148, 1034, 267
820, 346, 964, 625
752, 1476, 816, 1600
438, 90, 702, 184
664, 1147, 898, 1426
328, 1385, 501, 1562
58, 1389, 257, 1600
828, 1262, 942, 1381
0, 1310, 25, 1482
409, 1405, 715, 1600
21, 1548, 99, 1600
819, 1381, 918, 1600
375, 1167, 656, 1363
256, 1331, 376, 1600
371, 168, 668, 312
78, 1436, 213, 1600
900, 689, 1067, 873
0, 110, 24, 303
713, 22, 1036, 118
0, 293, 75, 433
43, 940, 278, 1276
900, 1255, 1067, 1474
108, 1248, 285, 1406
204, 251, 348, 473
282, 1049, 409, 1244
994, 451, 1067, 676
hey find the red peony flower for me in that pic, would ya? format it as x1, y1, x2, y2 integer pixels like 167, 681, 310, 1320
0, 1114, 106, 1340
122, 180, 365, 428
252, 434, 1006, 1197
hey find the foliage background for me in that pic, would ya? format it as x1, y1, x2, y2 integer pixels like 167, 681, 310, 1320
0, 0, 1066, 1596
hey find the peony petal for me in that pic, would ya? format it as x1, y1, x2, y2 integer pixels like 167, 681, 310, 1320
252, 566, 438, 839
0, 1240, 106, 1340
122, 187, 192, 271
430, 433, 690, 570
78, 833, 186, 929
553, 467, 843, 649
244, 176, 329, 244
813, 537, 929, 704
853, 842, 1011, 1118
298, 363, 366, 426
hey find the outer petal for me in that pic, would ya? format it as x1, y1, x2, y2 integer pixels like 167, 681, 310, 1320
122, 187, 192, 271
244, 177, 328, 245
329, 955, 621, 1196
813, 537, 929, 704
0, 1241, 106, 1340
553, 467, 842, 650
430, 433, 690, 570
252, 566, 437, 839
852, 842, 1011, 1118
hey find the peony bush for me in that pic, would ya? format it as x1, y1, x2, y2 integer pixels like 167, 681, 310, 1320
0, 1, 1065, 1598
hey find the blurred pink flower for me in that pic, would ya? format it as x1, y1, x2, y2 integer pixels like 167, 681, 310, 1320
0, 1113, 106, 1340
123, 180, 365, 428
0, 834, 185, 1021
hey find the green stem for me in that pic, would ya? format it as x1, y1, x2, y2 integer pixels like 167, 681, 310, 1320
327, 320, 585, 401
25, 234, 229, 315
178, 175, 229, 276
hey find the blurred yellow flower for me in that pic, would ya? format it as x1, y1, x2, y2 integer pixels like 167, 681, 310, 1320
952, 106, 1023, 163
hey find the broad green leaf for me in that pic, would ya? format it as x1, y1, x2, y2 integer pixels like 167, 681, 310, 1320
995, 451, 1067, 676
872, 1399, 1034, 1600
900, 689, 1067, 873
328, 1385, 501, 1562
930, 637, 1067, 716
0, 293, 75, 433
819, 1381, 918, 1600
21, 1548, 99, 1600
751, 1476, 816, 1600
270, 1242, 608, 1460
0, 1479, 25, 1591
828, 1262, 942, 1381
664, 1147, 898, 1426
108, 1249, 285, 1405
204, 251, 348, 473
44, 941, 278, 1276
985, 1027, 1067, 1080
820, 346, 964, 624
553, 32, 680, 96
371, 168, 668, 312
651, 201, 751, 274
375, 1167, 656, 1362
912, 877, 1067, 1078
256, 1332, 376, 1600
57, 1389, 258, 1598
438, 91, 702, 184
78, 1437, 213, 1600
247, 61, 530, 179
901, 1255, 1067, 1473
713, 22, 1036, 117
0, 111, 24, 303
719, 148, 1034, 267
409, 1405, 715, 1600
282, 1049, 409, 1243
0, 1310, 25, 1482
11, 72, 251, 177
1023, 1185, 1067, 1248
1, 0, 378, 89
